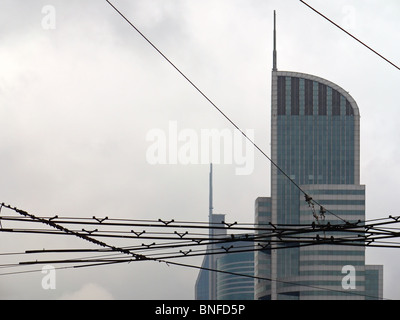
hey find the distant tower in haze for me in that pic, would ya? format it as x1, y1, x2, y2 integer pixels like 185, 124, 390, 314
195, 164, 254, 300
195, 164, 226, 300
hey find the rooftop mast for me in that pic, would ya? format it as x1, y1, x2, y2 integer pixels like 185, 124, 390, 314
273, 10, 277, 71
209, 163, 213, 217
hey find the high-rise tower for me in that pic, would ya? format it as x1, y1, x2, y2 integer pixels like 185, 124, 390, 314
255, 11, 383, 300
195, 164, 254, 300
195, 164, 226, 300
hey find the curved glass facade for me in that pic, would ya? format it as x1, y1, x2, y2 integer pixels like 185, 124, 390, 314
216, 250, 254, 300
258, 70, 378, 300
255, 197, 272, 300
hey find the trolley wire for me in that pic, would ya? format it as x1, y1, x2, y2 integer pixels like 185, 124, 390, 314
157, 258, 388, 300
1, 202, 397, 300
4, 203, 400, 267
0, 1, 395, 301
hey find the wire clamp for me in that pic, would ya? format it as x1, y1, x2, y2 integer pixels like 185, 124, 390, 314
93, 216, 108, 223
221, 245, 234, 252
82, 228, 98, 235
174, 231, 188, 239
131, 230, 145, 237
258, 242, 270, 250
142, 242, 155, 248
179, 250, 192, 256
158, 219, 174, 226
389, 215, 400, 222
222, 221, 237, 229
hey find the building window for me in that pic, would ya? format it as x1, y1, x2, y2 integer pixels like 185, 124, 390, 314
332, 89, 341, 116
291, 77, 300, 115
318, 83, 327, 115
346, 100, 354, 116
304, 79, 313, 115
277, 76, 286, 115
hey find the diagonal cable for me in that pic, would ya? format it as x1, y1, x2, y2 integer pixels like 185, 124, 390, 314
1, 203, 147, 261
105, 0, 348, 223
299, 0, 400, 71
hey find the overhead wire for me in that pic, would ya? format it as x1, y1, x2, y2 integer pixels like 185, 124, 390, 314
0, 203, 396, 300
299, 0, 400, 71
0, 203, 147, 261
5, 206, 400, 268
157, 259, 388, 300
104, 0, 348, 224
0, 251, 387, 300
5, 203, 400, 259
0, 1, 395, 300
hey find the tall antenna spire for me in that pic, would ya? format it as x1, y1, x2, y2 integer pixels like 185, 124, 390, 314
209, 163, 213, 216
273, 10, 277, 71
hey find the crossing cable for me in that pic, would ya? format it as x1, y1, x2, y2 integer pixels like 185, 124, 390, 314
299, 0, 400, 71
2, 203, 391, 238
0, 203, 147, 261
157, 258, 388, 300
104, 0, 347, 224
0, 203, 396, 302
0, 204, 379, 254
0, 254, 387, 300
11, 224, 400, 254
0, 203, 365, 258
5, 202, 400, 266
3, 229, 384, 265
0, 233, 370, 264
0, 213, 351, 233
0, 259, 131, 277
8, 232, 400, 274
0, 216, 365, 250
0, 252, 387, 301
0, 203, 392, 300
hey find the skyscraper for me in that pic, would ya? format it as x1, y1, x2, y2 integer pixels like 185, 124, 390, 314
195, 164, 255, 300
254, 11, 383, 300
195, 164, 227, 300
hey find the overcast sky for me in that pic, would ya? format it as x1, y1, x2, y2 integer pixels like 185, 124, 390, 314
0, 0, 399, 300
